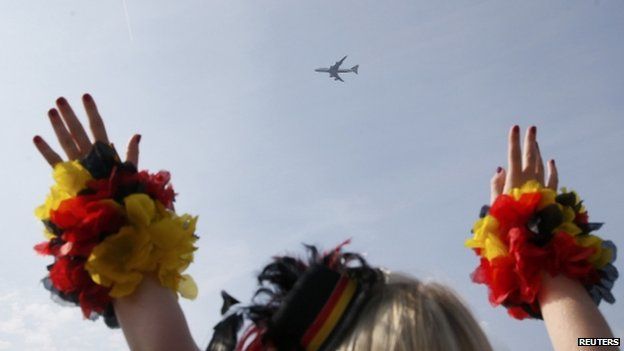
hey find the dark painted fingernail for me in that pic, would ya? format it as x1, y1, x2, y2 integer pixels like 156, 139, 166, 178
48, 108, 59, 119
33, 135, 42, 144
496, 167, 502, 173
530, 126, 537, 134
512, 125, 519, 133
83, 93, 93, 102
552, 159, 555, 165
136, 134, 142, 143
56, 97, 67, 106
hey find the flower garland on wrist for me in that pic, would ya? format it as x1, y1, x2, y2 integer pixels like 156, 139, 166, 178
34, 142, 198, 327
466, 180, 618, 319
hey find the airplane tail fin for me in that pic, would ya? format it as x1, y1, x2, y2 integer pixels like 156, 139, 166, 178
351, 65, 359, 74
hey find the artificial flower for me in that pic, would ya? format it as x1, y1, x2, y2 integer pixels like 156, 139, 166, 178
466, 215, 507, 260
489, 191, 542, 238
86, 194, 197, 298
137, 170, 176, 209
86, 225, 153, 297
35, 143, 197, 327
49, 256, 112, 317
50, 198, 124, 257
35, 161, 92, 220
509, 180, 556, 210
548, 232, 597, 283
468, 180, 618, 320
575, 234, 613, 269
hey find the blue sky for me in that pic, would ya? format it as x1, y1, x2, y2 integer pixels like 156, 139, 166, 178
1, 1, 623, 350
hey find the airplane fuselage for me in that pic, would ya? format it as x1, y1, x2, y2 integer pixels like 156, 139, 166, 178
315, 56, 359, 82
314, 68, 353, 73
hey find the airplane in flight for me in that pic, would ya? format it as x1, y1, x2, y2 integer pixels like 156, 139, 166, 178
315, 56, 359, 82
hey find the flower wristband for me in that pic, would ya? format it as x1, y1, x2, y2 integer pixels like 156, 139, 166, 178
466, 180, 618, 319
34, 142, 198, 327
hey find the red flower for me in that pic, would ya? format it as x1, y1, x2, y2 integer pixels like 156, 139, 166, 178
34, 240, 62, 256
508, 227, 548, 303
471, 256, 518, 305
490, 192, 542, 241
549, 232, 598, 284
78, 282, 112, 317
49, 256, 111, 317
85, 166, 134, 199
49, 257, 94, 295
472, 226, 601, 320
507, 306, 529, 319
137, 170, 176, 209
86, 168, 176, 209
49, 257, 81, 292
575, 211, 589, 226
49, 197, 124, 258
471, 227, 549, 319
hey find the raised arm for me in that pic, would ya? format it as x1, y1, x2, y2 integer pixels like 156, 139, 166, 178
489, 125, 617, 351
114, 275, 199, 351
539, 274, 616, 351
33, 94, 199, 351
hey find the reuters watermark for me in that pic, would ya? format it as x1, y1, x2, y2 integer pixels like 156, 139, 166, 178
577, 338, 620, 347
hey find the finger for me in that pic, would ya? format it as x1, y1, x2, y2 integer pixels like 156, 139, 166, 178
33, 135, 62, 167
82, 93, 110, 143
490, 167, 506, 205
535, 142, 545, 185
56, 97, 92, 155
505, 125, 521, 191
546, 159, 558, 191
522, 126, 537, 175
125, 134, 141, 167
49, 108, 80, 160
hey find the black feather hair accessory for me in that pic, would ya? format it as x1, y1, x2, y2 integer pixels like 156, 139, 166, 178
207, 241, 383, 351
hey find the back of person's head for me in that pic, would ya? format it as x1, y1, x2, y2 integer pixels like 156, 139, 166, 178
334, 273, 492, 351
207, 245, 492, 351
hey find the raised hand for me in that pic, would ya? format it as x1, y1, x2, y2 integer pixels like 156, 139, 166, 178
489, 125, 558, 204
484, 125, 616, 350
33, 94, 141, 167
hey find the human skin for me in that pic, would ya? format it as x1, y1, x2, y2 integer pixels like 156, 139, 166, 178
33, 97, 617, 350
489, 126, 617, 351
33, 94, 199, 351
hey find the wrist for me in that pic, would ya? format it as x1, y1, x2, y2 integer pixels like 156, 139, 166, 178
466, 180, 618, 320
539, 274, 591, 306
34, 142, 198, 328
539, 274, 616, 351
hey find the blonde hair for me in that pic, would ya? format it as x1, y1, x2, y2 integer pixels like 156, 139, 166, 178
334, 273, 493, 351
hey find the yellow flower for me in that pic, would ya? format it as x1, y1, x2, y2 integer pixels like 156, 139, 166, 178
43, 230, 55, 240
509, 180, 556, 210
86, 193, 198, 299
86, 225, 155, 297
508, 181, 582, 236
178, 274, 198, 299
35, 161, 92, 220
554, 207, 582, 236
509, 180, 539, 200
151, 213, 198, 297
466, 215, 508, 260
125, 193, 157, 227
537, 188, 556, 210
576, 235, 613, 269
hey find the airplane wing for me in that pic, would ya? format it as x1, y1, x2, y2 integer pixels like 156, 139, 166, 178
329, 56, 347, 71
331, 72, 344, 82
